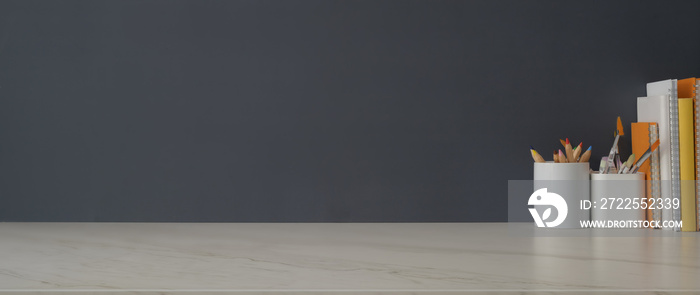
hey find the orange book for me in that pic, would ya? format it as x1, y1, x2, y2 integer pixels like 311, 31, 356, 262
678, 77, 697, 99
631, 122, 660, 225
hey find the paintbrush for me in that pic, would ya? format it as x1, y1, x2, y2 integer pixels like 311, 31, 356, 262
618, 154, 635, 174
602, 117, 623, 173
629, 139, 660, 173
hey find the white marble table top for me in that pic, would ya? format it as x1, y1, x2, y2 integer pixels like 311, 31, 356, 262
0, 222, 698, 294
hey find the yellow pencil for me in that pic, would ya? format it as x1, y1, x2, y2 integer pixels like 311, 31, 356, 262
530, 146, 545, 162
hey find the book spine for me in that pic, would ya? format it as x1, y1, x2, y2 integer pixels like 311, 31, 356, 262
678, 98, 696, 231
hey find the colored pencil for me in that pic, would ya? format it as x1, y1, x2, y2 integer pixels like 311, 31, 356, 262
565, 138, 574, 163
530, 146, 545, 163
572, 142, 583, 162
579, 146, 592, 162
559, 149, 567, 163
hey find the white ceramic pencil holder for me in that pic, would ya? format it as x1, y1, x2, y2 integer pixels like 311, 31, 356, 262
590, 172, 645, 227
533, 162, 590, 228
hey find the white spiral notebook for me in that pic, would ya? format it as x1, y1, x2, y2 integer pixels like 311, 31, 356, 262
637, 94, 676, 230
645, 79, 681, 231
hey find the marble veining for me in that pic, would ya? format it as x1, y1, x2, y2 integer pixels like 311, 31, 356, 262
0, 222, 698, 294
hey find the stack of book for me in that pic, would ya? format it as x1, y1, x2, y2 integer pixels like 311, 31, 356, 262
635, 78, 700, 231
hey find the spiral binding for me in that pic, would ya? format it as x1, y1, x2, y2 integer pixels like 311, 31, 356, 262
649, 123, 661, 227
668, 80, 681, 231
695, 81, 700, 231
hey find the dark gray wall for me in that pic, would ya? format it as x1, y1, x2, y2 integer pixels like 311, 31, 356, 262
0, 0, 699, 222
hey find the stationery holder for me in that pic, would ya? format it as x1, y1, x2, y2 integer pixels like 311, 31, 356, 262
590, 172, 645, 226
533, 161, 590, 228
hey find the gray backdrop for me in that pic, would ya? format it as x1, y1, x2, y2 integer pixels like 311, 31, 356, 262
0, 0, 699, 222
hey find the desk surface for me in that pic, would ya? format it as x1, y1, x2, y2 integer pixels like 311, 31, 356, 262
0, 223, 698, 294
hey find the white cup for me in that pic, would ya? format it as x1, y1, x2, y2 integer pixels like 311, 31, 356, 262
590, 172, 645, 226
533, 161, 590, 228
